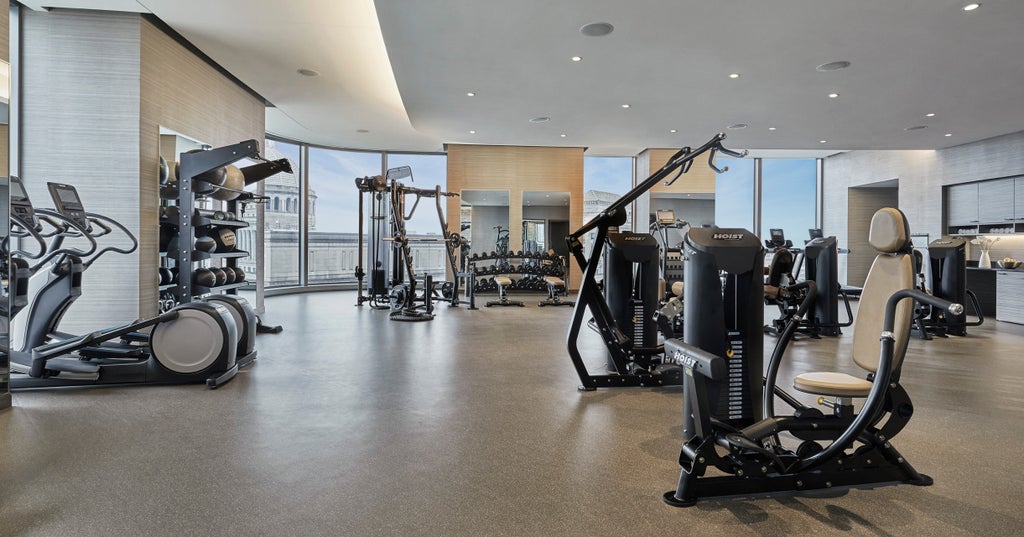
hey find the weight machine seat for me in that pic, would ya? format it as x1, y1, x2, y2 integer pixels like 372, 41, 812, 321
794, 208, 915, 397
494, 276, 513, 287
670, 281, 684, 298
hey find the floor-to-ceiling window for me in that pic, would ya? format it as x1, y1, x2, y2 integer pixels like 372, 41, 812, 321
386, 153, 449, 282
241, 138, 302, 288
714, 157, 756, 231
307, 147, 382, 285
760, 159, 818, 244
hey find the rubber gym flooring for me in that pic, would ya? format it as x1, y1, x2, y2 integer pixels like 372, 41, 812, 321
2, 290, 1023, 536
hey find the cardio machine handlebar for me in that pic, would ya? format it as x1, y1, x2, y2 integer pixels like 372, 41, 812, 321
7, 213, 49, 260
82, 212, 138, 268
29, 208, 99, 271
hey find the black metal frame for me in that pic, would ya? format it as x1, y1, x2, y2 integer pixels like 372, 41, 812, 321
565, 133, 746, 390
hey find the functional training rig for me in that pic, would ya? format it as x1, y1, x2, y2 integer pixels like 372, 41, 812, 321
565, 133, 747, 390
354, 166, 471, 320
662, 208, 962, 507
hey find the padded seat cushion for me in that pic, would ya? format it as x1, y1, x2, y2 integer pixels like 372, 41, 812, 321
543, 276, 564, 286
793, 371, 873, 397
671, 281, 684, 297
494, 276, 512, 286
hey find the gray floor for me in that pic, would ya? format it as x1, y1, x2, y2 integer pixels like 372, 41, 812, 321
2, 291, 1023, 536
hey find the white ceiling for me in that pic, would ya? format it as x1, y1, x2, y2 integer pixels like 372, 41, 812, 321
23, 0, 1024, 156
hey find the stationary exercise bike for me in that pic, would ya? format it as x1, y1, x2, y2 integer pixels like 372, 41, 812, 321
662, 208, 960, 506
8, 177, 242, 389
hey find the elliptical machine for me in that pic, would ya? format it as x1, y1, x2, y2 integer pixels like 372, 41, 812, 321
662, 208, 961, 507
8, 177, 241, 389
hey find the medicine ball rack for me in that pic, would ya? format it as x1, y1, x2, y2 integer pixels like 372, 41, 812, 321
160, 140, 261, 310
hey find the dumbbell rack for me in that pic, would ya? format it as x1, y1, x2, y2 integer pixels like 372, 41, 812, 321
163, 140, 260, 307
467, 252, 568, 307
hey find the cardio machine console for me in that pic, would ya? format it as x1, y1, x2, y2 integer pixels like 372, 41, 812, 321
47, 182, 89, 229
9, 176, 39, 227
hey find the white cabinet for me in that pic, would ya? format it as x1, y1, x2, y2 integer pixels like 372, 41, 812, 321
996, 271, 1024, 324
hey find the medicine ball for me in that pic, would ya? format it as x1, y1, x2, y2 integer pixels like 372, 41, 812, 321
164, 205, 180, 221
159, 156, 171, 185
209, 267, 227, 287
210, 228, 236, 252
193, 166, 226, 196
194, 235, 217, 253
221, 267, 236, 284
159, 183, 179, 200
166, 233, 180, 254
211, 164, 244, 201
159, 267, 173, 285
231, 267, 246, 282
193, 268, 216, 287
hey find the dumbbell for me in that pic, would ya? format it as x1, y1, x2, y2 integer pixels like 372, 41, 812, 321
470, 253, 479, 261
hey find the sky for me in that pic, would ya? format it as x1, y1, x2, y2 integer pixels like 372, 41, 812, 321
583, 156, 633, 196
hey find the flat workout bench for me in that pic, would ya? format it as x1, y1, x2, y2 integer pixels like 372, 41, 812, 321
539, 276, 574, 307
486, 276, 524, 307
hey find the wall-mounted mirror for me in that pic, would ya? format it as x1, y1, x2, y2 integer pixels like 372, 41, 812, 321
523, 190, 571, 278
461, 190, 509, 257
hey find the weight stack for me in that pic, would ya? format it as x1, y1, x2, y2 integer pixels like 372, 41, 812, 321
804, 236, 841, 336
928, 237, 967, 335
604, 232, 659, 372
682, 226, 763, 438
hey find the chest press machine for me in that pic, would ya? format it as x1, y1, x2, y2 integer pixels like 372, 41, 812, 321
662, 208, 961, 506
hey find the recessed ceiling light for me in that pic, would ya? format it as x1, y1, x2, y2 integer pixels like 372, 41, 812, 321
669, 129, 677, 133
828, 92, 840, 99
816, 61, 851, 72
819, 140, 828, 144
580, 22, 614, 37
905, 125, 928, 131
729, 73, 740, 79
296, 68, 319, 77
945, 133, 953, 137
621, 104, 630, 108
356, 129, 370, 133
560, 134, 567, 138
466, 92, 476, 97
727, 123, 748, 130
963, 3, 980, 11
469, 130, 476, 134
768, 127, 777, 131
529, 116, 550, 123
571, 56, 582, 62
925, 113, 936, 117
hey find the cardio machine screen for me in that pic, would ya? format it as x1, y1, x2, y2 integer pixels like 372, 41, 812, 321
9, 176, 38, 226
47, 182, 89, 228
770, 228, 785, 245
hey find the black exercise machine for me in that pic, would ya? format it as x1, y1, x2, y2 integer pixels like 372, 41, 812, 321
801, 235, 854, 336
565, 133, 747, 390
663, 208, 961, 507
8, 177, 242, 389
354, 166, 467, 320
912, 237, 984, 338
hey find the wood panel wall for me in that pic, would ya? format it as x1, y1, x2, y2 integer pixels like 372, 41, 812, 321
140, 18, 265, 317
446, 145, 584, 289
0, 1, 9, 179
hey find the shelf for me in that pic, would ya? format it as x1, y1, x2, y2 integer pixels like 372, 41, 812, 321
158, 283, 176, 291
192, 249, 249, 260
193, 214, 249, 228
192, 281, 249, 295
